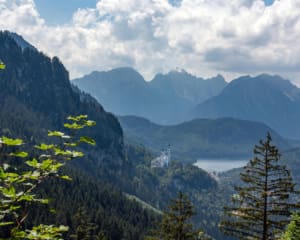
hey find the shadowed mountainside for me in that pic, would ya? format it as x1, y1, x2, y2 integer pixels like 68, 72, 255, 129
119, 115, 290, 162
191, 74, 300, 139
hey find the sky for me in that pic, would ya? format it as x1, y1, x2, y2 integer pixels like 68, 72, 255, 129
1, 0, 300, 84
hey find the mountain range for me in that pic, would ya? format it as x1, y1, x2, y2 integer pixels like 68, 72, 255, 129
191, 74, 300, 139
74, 66, 300, 140
119, 115, 290, 162
73, 68, 227, 124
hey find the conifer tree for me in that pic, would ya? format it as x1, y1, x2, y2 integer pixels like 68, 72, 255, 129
221, 133, 297, 240
158, 191, 198, 240
70, 207, 96, 240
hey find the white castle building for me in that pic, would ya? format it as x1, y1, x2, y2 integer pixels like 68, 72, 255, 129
151, 145, 171, 168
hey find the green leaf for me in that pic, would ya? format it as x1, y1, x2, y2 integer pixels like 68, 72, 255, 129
48, 131, 64, 137
19, 195, 34, 202
0, 221, 14, 226
80, 136, 96, 145
53, 148, 68, 156
67, 115, 87, 122
26, 159, 38, 168
9, 205, 21, 211
0, 168, 7, 179
40, 159, 53, 169
2, 136, 23, 146
35, 143, 55, 150
23, 170, 40, 180
70, 151, 84, 158
49, 208, 57, 214
9, 151, 28, 158
64, 123, 84, 129
6, 172, 19, 179
54, 148, 84, 158
60, 175, 72, 181
36, 198, 49, 204
64, 142, 77, 147
85, 120, 96, 127
58, 225, 69, 232
2, 186, 16, 198
48, 131, 70, 139
0, 62, 5, 70
25, 224, 69, 239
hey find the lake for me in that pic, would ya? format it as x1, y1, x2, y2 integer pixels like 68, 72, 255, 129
194, 158, 249, 172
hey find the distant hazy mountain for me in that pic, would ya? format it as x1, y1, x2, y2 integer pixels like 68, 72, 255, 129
73, 68, 227, 124
119, 115, 290, 162
149, 70, 226, 104
190, 74, 300, 139
73, 67, 159, 120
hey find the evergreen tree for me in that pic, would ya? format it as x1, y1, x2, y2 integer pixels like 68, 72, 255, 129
158, 191, 199, 240
70, 207, 97, 240
221, 133, 297, 240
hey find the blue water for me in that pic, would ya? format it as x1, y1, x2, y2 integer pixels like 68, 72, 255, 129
194, 158, 249, 172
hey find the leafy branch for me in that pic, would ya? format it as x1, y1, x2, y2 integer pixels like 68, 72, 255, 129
0, 115, 96, 239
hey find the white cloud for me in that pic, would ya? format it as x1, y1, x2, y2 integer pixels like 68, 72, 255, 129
72, 8, 98, 27
0, 0, 300, 84
0, 0, 45, 34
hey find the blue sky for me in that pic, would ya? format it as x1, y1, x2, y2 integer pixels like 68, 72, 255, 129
264, 0, 275, 5
1, 0, 299, 84
34, 0, 98, 25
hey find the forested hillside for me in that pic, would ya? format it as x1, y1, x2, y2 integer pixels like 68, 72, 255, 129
0, 31, 225, 239
0, 31, 160, 239
119, 115, 290, 161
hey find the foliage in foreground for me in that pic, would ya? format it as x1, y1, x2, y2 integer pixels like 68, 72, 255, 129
281, 212, 300, 240
0, 115, 95, 239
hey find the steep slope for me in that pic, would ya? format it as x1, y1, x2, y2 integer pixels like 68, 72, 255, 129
73, 69, 227, 124
0, 31, 223, 239
0, 31, 159, 239
119, 115, 290, 161
30, 167, 159, 240
191, 74, 300, 139
0, 31, 123, 157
